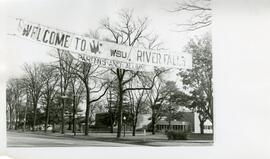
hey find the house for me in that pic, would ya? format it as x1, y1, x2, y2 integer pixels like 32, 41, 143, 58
194, 112, 213, 134
136, 114, 151, 129
94, 111, 213, 134
155, 112, 194, 132
95, 112, 111, 129
155, 120, 191, 132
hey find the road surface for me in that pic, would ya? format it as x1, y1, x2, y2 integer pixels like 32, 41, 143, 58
7, 131, 139, 147
7, 131, 212, 147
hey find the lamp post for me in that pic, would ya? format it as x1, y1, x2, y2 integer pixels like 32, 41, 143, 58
123, 116, 126, 137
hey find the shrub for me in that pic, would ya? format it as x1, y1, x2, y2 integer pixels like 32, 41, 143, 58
166, 131, 188, 140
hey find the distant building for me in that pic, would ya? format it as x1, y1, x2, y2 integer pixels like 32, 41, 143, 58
136, 114, 151, 129
155, 112, 194, 132
94, 113, 151, 130
194, 112, 213, 134
94, 111, 213, 134
95, 112, 111, 129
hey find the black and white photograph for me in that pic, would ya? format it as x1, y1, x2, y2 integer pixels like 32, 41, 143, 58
1, 0, 270, 158
2, 0, 213, 147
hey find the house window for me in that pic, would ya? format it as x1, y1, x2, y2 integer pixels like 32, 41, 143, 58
160, 125, 163, 130
204, 125, 213, 130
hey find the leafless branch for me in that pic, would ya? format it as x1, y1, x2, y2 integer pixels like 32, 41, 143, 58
168, 0, 211, 32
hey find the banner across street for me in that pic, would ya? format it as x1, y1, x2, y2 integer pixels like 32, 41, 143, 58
12, 18, 192, 71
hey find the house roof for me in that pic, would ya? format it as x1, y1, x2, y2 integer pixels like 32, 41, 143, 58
156, 111, 194, 126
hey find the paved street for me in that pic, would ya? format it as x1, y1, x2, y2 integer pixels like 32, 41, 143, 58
7, 131, 213, 147
7, 131, 139, 147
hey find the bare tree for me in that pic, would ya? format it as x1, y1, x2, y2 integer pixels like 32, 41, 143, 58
69, 77, 85, 135
40, 64, 59, 133
23, 63, 44, 131
49, 27, 110, 135
55, 50, 74, 134
23, 90, 31, 131
146, 78, 170, 135
95, 84, 119, 133
18, 77, 33, 131
169, 0, 211, 31
6, 78, 24, 130
127, 88, 147, 136
63, 54, 110, 136
106, 87, 118, 133
6, 80, 15, 130
100, 9, 167, 138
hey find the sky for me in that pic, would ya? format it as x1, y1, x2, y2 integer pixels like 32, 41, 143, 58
0, 0, 208, 79
0, 0, 210, 114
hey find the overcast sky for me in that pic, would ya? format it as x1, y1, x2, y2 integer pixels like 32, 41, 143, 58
0, 0, 208, 78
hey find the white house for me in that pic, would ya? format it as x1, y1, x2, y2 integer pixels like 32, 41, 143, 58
194, 112, 213, 134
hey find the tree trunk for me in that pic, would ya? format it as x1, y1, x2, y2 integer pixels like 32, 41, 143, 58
116, 68, 125, 138
18, 112, 21, 130
72, 96, 77, 136
9, 106, 13, 130
61, 98, 65, 134
168, 106, 172, 131
52, 122, 55, 133
14, 107, 18, 130
116, 89, 123, 138
168, 119, 171, 131
84, 87, 90, 136
110, 123, 114, 133
151, 115, 156, 135
109, 111, 114, 133
68, 114, 72, 130
108, 91, 114, 133
23, 94, 30, 131
44, 100, 50, 133
209, 97, 213, 123
200, 121, 205, 134
132, 124, 136, 136
132, 114, 138, 136
23, 106, 27, 131
79, 123, 82, 132
33, 102, 37, 131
